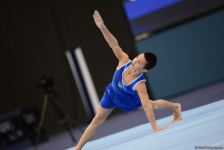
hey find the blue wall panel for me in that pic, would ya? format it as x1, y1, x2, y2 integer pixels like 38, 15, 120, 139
136, 10, 224, 99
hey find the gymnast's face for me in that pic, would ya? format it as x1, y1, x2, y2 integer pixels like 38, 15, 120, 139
132, 54, 147, 72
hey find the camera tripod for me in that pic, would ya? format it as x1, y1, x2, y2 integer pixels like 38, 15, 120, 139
34, 90, 78, 150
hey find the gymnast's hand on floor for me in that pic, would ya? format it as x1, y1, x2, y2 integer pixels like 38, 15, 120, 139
93, 10, 104, 29
154, 125, 169, 132
74, 147, 81, 150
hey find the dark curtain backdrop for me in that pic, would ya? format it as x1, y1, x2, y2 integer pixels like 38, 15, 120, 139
0, 0, 136, 135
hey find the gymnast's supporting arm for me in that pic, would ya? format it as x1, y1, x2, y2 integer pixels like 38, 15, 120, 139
135, 81, 169, 131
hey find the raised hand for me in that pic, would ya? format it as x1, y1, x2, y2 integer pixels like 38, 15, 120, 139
93, 10, 104, 29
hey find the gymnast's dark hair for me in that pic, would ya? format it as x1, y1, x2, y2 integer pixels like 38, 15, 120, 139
143, 52, 157, 70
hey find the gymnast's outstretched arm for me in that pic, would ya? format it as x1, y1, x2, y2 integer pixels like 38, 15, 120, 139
93, 10, 128, 63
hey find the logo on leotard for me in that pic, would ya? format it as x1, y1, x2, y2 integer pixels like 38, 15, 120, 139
118, 81, 123, 89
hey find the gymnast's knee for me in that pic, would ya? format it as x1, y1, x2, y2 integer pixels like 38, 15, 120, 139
90, 114, 106, 128
149, 100, 158, 109
142, 101, 154, 110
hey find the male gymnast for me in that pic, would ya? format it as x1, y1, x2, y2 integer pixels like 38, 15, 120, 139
74, 10, 182, 150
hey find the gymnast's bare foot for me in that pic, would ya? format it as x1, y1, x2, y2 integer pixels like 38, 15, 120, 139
172, 103, 182, 123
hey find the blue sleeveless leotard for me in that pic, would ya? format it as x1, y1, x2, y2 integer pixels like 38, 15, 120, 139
100, 60, 146, 112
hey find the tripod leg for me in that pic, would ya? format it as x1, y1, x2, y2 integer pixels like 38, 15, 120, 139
34, 94, 49, 150
48, 97, 77, 144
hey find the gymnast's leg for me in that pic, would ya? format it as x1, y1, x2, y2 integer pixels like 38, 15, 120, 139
151, 99, 182, 123
75, 105, 113, 150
